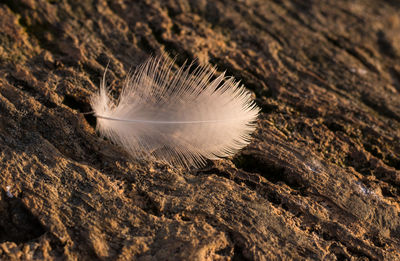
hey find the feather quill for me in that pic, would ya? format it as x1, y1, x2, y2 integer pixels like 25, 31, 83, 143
90, 56, 260, 168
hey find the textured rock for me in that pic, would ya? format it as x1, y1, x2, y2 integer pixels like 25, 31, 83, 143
0, 0, 399, 260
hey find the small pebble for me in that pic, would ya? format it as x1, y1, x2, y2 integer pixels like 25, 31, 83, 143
6, 186, 13, 198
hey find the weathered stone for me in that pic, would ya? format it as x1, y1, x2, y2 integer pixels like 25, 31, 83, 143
0, 0, 399, 260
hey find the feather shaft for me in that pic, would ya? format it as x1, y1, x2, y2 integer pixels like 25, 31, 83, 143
95, 115, 254, 124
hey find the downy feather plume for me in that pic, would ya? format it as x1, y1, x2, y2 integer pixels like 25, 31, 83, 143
90, 56, 260, 168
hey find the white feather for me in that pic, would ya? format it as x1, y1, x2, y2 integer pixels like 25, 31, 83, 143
90, 56, 260, 167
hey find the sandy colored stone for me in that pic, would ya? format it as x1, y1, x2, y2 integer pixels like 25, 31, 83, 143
0, 0, 399, 260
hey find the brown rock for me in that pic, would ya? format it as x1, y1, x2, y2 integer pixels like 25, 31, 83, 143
0, 0, 399, 260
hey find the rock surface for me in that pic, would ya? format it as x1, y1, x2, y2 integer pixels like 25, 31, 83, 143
0, 0, 400, 260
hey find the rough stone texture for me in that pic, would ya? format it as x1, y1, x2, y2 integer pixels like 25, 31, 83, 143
0, 0, 399, 260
